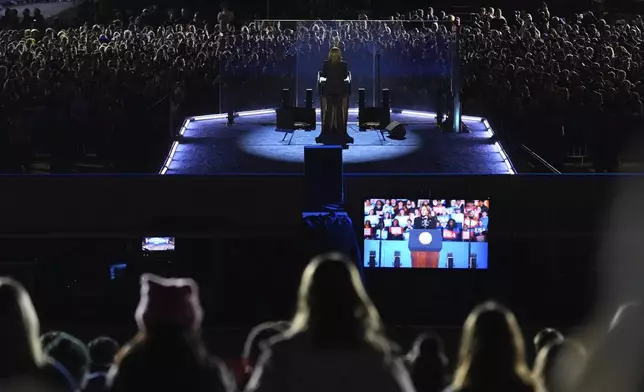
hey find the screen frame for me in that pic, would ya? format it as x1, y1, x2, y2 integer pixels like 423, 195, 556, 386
141, 236, 176, 252
356, 196, 492, 270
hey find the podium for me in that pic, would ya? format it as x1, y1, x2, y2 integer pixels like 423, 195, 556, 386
317, 71, 353, 145
408, 229, 443, 268
317, 71, 351, 96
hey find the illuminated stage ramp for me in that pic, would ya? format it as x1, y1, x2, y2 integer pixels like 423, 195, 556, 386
160, 109, 515, 175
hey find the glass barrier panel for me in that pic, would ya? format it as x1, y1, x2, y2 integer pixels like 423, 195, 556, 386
219, 20, 298, 114
217, 19, 457, 115
296, 20, 378, 110
293, 20, 456, 113
378, 20, 455, 111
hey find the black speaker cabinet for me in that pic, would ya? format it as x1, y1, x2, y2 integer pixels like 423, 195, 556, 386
276, 107, 316, 131
358, 107, 391, 131
304, 145, 344, 210
385, 121, 407, 140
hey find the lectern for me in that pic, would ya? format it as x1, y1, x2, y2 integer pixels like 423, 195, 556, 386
317, 71, 353, 145
408, 229, 443, 268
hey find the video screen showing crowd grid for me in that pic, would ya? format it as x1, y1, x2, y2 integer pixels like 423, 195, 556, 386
364, 199, 489, 269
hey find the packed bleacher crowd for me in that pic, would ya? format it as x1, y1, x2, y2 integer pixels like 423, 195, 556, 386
2, 252, 643, 392
459, 4, 644, 171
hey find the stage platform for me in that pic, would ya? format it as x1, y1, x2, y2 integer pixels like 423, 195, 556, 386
1, 1, 80, 18
160, 109, 516, 175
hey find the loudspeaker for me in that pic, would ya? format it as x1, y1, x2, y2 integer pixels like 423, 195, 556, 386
382, 88, 390, 110
305, 89, 313, 109
358, 88, 366, 109
276, 108, 316, 130
281, 89, 292, 108
385, 121, 406, 140
276, 107, 295, 129
304, 146, 344, 210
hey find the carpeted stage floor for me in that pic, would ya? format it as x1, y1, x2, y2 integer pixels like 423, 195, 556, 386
162, 111, 514, 175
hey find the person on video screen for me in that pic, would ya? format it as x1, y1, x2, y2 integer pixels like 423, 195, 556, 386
405, 219, 414, 232
383, 199, 394, 216
389, 219, 405, 240
373, 199, 384, 215
443, 219, 461, 241
414, 206, 439, 229
364, 199, 372, 215
364, 220, 375, 239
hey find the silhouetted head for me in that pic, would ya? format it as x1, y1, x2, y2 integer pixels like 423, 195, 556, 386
134, 274, 204, 333
534, 340, 587, 392
41, 331, 90, 388
88, 336, 120, 370
289, 253, 388, 352
0, 277, 45, 378
407, 333, 448, 392
534, 328, 564, 354
328, 47, 342, 64
452, 301, 535, 390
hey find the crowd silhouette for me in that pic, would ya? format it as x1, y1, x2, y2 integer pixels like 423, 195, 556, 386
2, 252, 643, 392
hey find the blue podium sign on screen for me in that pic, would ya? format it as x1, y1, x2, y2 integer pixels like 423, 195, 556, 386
408, 229, 443, 252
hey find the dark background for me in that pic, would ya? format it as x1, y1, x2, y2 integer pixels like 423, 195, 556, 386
0, 174, 616, 330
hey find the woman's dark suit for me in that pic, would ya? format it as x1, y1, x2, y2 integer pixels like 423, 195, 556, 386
319, 60, 350, 144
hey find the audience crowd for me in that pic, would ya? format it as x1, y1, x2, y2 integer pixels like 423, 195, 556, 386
1, 2, 643, 172
1, 253, 642, 392
460, 4, 644, 171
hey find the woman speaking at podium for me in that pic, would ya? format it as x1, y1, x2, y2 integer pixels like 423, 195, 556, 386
317, 47, 352, 146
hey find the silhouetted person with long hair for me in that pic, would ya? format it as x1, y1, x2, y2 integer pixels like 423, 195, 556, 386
246, 253, 414, 392
448, 301, 542, 392
533, 340, 586, 392
405, 333, 448, 392
0, 277, 75, 392
107, 274, 235, 392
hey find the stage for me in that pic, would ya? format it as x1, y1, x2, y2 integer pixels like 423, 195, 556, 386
0, 0, 81, 18
160, 109, 516, 175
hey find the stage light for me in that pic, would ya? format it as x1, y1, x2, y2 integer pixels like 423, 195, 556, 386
462, 115, 484, 121
178, 119, 190, 136
237, 109, 276, 117
400, 109, 438, 118
159, 141, 179, 174
369, 250, 377, 268
469, 253, 478, 269
191, 113, 228, 121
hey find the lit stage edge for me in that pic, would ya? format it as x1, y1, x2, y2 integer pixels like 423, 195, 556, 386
159, 108, 516, 175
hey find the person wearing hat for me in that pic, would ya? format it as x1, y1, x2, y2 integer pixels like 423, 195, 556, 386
106, 274, 235, 392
